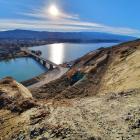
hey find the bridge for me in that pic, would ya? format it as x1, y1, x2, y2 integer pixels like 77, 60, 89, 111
21, 48, 59, 70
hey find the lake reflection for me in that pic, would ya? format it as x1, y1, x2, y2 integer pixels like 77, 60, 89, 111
30, 43, 117, 64
48, 43, 64, 64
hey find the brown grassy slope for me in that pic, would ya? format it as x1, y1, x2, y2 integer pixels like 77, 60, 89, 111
31, 40, 140, 99
99, 42, 140, 94
31, 48, 110, 99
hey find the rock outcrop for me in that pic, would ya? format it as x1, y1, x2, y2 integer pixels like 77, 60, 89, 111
0, 77, 32, 99
0, 77, 37, 113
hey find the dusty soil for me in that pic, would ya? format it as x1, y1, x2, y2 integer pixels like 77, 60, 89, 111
0, 39, 140, 140
99, 45, 140, 94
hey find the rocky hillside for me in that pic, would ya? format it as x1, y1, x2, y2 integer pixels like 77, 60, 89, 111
31, 39, 140, 99
0, 40, 140, 140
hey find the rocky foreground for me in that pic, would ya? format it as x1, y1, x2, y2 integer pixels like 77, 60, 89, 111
0, 40, 140, 140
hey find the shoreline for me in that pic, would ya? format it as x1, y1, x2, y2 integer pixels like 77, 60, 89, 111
0, 40, 130, 87
0, 51, 29, 61
0, 43, 113, 87
0, 50, 69, 87
21, 67, 68, 87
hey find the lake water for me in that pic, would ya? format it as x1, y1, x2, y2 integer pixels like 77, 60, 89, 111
0, 57, 47, 82
0, 42, 117, 82
30, 43, 117, 64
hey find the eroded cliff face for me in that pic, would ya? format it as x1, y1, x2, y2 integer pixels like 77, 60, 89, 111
0, 40, 140, 140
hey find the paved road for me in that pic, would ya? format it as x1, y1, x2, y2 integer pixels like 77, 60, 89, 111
28, 67, 69, 89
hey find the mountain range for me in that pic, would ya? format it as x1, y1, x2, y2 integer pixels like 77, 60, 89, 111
0, 29, 137, 43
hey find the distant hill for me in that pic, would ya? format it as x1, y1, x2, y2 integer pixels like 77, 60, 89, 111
0, 29, 137, 43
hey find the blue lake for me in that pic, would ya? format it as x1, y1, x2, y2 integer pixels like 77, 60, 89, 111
0, 42, 118, 82
30, 43, 117, 64
0, 57, 47, 82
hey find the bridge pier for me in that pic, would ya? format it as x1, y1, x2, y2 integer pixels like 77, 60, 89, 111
38, 58, 41, 62
34, 56, 40, 62
49, 64, 54, 70
42, 60, 46, 66
40, 59, 43, 64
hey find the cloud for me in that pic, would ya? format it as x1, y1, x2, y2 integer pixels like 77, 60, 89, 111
0, 18, 139, 37
0, 3, 139, 37
21, 6, 79, 21
0, 19, 90, 31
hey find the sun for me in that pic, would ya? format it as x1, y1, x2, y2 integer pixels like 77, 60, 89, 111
48, 5, 59, 17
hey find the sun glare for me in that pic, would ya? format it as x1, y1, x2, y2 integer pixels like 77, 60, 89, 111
49, 43, 64, 64
48, 5, 59, 17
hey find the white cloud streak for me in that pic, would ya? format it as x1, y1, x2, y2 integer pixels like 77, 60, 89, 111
0, 18, 139, 36
21, 6, 79, 21
0, 3, 139, 37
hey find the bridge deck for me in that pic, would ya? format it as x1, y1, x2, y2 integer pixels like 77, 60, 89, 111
22, 48, 59, 67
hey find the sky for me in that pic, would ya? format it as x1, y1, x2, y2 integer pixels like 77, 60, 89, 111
0, 0, 140, 37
